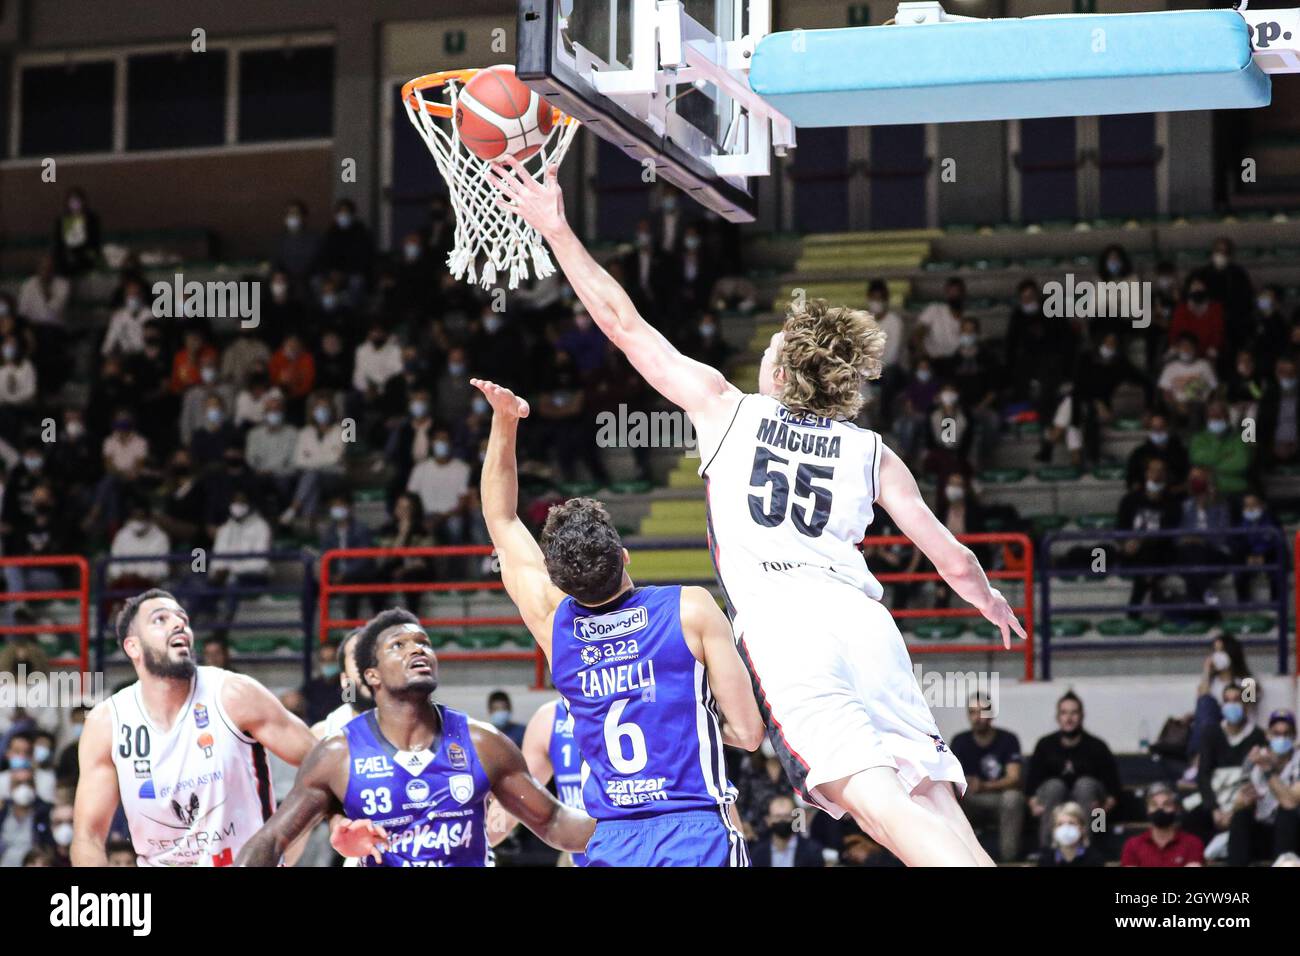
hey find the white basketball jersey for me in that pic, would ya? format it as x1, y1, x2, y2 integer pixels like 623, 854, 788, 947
109, 666, 275, 866
320, 701, 357, 738
698, 394, 885, 621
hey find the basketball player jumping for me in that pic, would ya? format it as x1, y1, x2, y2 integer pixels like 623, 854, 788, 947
491, 158, 1027, 866
237, 608, 594, 867
73, 589, 319, 866
471, 376, 763, 866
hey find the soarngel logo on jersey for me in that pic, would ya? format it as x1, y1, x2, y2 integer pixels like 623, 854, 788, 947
573, 606, 648, 643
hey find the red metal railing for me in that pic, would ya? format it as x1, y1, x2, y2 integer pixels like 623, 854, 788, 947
318, 545, 547, 689
863, 532, 1035, 681
0, 555, 92, 672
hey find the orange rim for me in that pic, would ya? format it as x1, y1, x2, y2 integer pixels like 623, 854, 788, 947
402, 67, 574, 126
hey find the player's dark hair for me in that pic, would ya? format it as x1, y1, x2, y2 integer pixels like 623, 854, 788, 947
1057, 689, 1083, 714
540, 497, 625, 604
354, 609, 421, 690
115, 588, 179, 646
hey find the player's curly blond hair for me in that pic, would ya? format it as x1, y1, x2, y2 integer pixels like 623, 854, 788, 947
777, 297, 886, 420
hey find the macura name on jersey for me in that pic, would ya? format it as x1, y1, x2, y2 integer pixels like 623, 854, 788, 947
579, 660, 656, 699
756, 417, 842, 458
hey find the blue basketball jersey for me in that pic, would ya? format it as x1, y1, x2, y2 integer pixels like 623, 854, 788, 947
547, 697, 588, 866
341, 705, 490, 867
549, 585, 736, 821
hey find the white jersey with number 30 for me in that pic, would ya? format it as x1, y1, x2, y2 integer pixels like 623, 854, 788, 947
698, 394, 884, 620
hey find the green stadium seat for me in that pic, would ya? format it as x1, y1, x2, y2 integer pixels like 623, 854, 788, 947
1031, 514, 1069, 535
1049, 618, 1088, 638
1097, 617, 1145, 637
1036, 466, 1081, 482
1112, 418, 1143, 431
1159, 619, 1213, 636
1091, 465, 1125, 482
1076, 513, 1117, 530
560, 481, 601, 497
232, 636, 278, 655
910, 620, 964, 640
471, 631, 509, 650
979, 468, 1028, 484
608, 480, 653, 495
1221, 615, 1275, 635
425, 632, 454, 649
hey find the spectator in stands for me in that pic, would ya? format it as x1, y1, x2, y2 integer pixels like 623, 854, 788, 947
264, 269, 307, 345
53, 187, 101, 277
861, 513, 921, 610
557, 304, 610, 377
314, 328, 356, 398
914, 276, 965, 376
84, 411, 151, 534
0, 334, 37, 444
154, 449, 206, 549
303, 641, 344, 726
1193, 236, 1254, 332
622, 219, 668, 315
127, 323, 177, 451
221, 327, 272, 393
1189, 400, 1253, 497
100, 279, 151, 357
208, 490, 272, 632
1158, 332, 1217, 428
435, 347, 475, 427
1121, 782, 1205, 867
1228, 709, 1300, 865
893, 357, 939, 459
1005, 278, 1077, 427
106, 840, 136, 866
467, 308, 526, 392
181, 353, 237, 446
1186, 682, 1267, 844
246, 394, 297, 508
16, 254, 69, 392
385, 388, 435, 502
107, 500, 170, 594
751, 793, 824, 867
376, 492, 435, 613
1170, 274, 1226, 364
678, 310, 733, 376
1177, 467, 1234, 611
950, 318, 1002, 467
406, 429, 470, 546
951, 694, 1026, 863
0, 765, 51, 867
269, 334, 317, 421
1225, 349, 1266, 429
0, 732, 56, 802
1073, 332, 1149, 464
48, 408, 99, 512
233, 370, 279, 430
1232, 492, 1280, 603
1125, 412, 1190, 493
202, 636, 231, 670
1256, 356, 1300, 468
319, 492, 379, 621
0, 443, 49, 549
936, 474, 984, 550
279, 393, 346, 528
868, 280, 908, 419
316, 199, 374, 303
1036, 801, 1103, 867
1191, 634, 1253, 758
1247, 284, 1289, 377
487, 691, 526, 748
189, 394, 242, 469
383, 231, 437, 324
171, 326, 219, 396
665, 224, 716, 323
536, 350, 610, 487
353, 321, 403, 406
1026, 691, 1120, 850
275, 200, 320, 293
44, 802, 74, 867
7, 483, 72, 600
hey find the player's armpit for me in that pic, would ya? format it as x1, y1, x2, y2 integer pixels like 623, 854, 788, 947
236, 736, 347, 867
682, 587, 764, 751
471, 722, 595, 853
222, 671, 317, 766
71, 703, 120, 867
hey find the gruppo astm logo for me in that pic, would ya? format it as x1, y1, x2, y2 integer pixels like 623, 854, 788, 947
574, 606, 650, 643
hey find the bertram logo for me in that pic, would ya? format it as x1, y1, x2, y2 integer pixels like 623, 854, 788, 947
574, 606, 649, 643
50, 886, 152, 936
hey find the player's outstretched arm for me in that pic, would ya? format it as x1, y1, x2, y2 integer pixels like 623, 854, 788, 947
472, 721, 595, 853
222, 671, 317, 766
236, 736, 352, 866
488, 158, 740, 424
681, 587, 764, 750
876, 443, 1027, 649
475, 378, 567, 655
486, 700, 558, 846
71, 703, 120, 866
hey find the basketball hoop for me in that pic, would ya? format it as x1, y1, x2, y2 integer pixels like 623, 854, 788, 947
401, 68, 580, 290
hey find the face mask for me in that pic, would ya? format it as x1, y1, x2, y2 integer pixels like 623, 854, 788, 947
1149, 808, 1178, 829
1157, 276, 1175, 292
70, 724, 83, 741
1243, 508, 1263, 523
285, 214, 302, 232
471, 397, 488, 416
1021, 301, 1040, 315
489, 710, 511, 729
1149, 431, 1168, 446
683, 235, 701, 251
271, 282, 289, 302
321, 293, 338, 312
636, 233, 651, 249
946, 486, 965, 502
1207, 419, 1228, 436
321, 663, 341, 679
959, 334, 978, 349
1222, 702, 1245, 724
867, 299, 886, 314
7, 756, 31, 771
662, 197, 678, 213
1053, 823, 1081, 847
770, 820, 794, 839
230, 503, 250, 519
411, 400, 430, 418
1271, 736, 1295, 756
32, 745, 50, 765
403, 243, 421, 262
699, 323, 717, 339
1281, 377, 1298, 392
66, 422, 84, 439
1212, 253, 1229, 270
940, 390, 959, 406
1178, 349, 1196, 363
1099, 345, 1116, 360
433, 440, 451, 459
200, 367, 217, 384
22, 456, 42, 472
1211, 650, 1232, 672
1106, 257, 1124, 276
265, 411, 284, 427
915, 369, 932, 383
1258, 296, 1274, 314
11, 785, 35, 808
313, 406, 332, 425
2, 345, 16, 361
206, 408, 223, 426
336, 212, 353, 229
483, 316, 503, 334
68, 197, 83, 213
53, 822, 74, 847
330, 506, 349, 522
448, 362, 466, 376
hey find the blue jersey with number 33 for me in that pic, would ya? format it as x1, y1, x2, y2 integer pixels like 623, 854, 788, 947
549, 585, 736, 821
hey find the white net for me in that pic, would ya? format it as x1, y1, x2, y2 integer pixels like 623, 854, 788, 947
402, 72, 580, 291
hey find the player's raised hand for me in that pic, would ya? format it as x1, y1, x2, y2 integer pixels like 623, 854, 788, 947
471, 378, 531, 420
329, 815, 389, 864
979, 587, 1028, 650
487, 155, 567, 238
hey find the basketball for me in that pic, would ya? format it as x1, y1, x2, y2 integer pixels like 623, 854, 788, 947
454, 64, 555, 161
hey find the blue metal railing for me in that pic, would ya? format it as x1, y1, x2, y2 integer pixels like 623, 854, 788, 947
1039, 525, 1290, 679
